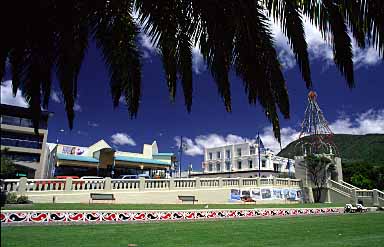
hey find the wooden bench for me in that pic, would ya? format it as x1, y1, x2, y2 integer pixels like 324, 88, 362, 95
89, 193, 115, 204
178, 195, 198, 204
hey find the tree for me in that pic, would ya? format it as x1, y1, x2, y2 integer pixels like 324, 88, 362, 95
302, 154, 335, 202
1, 149, 15, 179
1, 0, 383, 141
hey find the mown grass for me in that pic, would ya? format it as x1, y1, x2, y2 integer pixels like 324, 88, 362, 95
1, 202, 344, 210
2, 213, 383, 247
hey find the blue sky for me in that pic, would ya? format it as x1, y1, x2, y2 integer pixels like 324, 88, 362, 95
1, 20, 383, 172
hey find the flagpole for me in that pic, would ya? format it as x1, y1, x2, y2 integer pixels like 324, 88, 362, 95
258, 132, 261, 177
179, 136, 183, 178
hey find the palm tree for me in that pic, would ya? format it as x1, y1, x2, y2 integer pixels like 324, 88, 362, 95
1, 0, 383, 142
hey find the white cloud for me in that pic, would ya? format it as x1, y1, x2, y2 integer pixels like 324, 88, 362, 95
192, 47, 206, 74
111, 133, 136, 146
272, 17, 382, 70
329, 109, 384, 135
87, 121, 99, 127
178, 109, 384, 156
51, 90, 61, 103
73, 102, 82, 112
0, 80, 28, 107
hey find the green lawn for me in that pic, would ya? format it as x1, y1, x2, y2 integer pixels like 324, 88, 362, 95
2, 213, 383, 247
1, 202, 344, 210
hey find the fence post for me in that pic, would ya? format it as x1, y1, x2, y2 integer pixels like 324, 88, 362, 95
195, 177, 201, 189
373, 189, 379, 206
139, 177, 145, 191
351, 189, 358, 205
104, 177, 112, 191
18, 177, 27, 193
169, 177, 175, 190
65, 177, 73, 192
238, 177, 243, 187
287, 178, 291, 187
218, 177, 223, 187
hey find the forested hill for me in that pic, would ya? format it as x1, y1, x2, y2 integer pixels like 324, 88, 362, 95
278, 134, 384, 165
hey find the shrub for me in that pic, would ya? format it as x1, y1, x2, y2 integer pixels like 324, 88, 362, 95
5, 192, 18, 204
16, 194, 29, 204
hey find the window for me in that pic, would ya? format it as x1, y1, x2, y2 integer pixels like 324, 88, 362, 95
226, 150, 231, 159
237, 148, 242, 156
250, 146, 255, 155
0, 131, 43, 149
217, 152, 221, 159
262, 160, 266, 168
225, 161, 231, 171
249, 160, 253, 169
238, 161, 242, 170
209, 152, 212, 160
216, 163, 221, 172
273, 163, 280, 172
208, 163, 213, 171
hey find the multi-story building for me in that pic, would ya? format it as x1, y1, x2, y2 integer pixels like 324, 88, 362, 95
201, 142, 294, 178
1, 104, 51, 178
48, 140, 174, 178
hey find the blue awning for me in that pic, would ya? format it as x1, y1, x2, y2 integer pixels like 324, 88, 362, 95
115, 156, 170, 166
57, 153, 99, 163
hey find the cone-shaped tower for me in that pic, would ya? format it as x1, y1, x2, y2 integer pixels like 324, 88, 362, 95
296, 91, 337, 155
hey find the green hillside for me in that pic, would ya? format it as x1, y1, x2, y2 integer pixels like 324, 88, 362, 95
278, 134, 384, 190
278, 134, 384, 165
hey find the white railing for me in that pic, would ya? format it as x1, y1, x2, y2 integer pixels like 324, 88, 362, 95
3, 179, 19, 192
200, 178, 220, 187
260, 178, 273, 186
71, 179, 105, 191
222, 178, 240, 187
276, 178, 289, 186
174, 178, 196, 189
341, 181, 360, 190
329, 180, 352, 195
356, 189, 374, 197
145, 179, 169, 189
26, 179, 66, 191
112, 179, 139, 190
1, 177, 303, 193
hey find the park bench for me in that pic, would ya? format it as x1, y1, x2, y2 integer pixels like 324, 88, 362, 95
178, 195, 198, 204
89, 193, 115, 204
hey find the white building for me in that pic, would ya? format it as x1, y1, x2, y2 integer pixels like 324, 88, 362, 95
201, 142, 294, 177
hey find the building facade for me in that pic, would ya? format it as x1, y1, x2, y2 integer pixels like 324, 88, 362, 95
1, 104, 51, 178
48, 140, 174, 178
201, 142, 295, 177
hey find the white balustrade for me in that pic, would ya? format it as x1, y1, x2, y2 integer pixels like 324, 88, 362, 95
200, 178, 220, 187
290, 179, 301, 187
242, 178, 258, 187
174, 178, 196, 188
276, 178, 289, 186
25, 179, 66, 191
111, 179, 140, 190
222, 178, 239, 187
2, 179, 19, 192
356, 189, 374, 197
71, 179, 105, 191
260, 178, 273, 186
145, 179, 169, 189
329, 180, 351, 195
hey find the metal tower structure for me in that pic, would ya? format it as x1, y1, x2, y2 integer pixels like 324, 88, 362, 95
296, 91, 338, 156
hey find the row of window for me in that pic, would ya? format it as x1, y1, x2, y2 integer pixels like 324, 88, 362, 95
208, 146, 258, 160
207, 160, 267, 172
2, 152, 40, 163
1, 115, 48, 129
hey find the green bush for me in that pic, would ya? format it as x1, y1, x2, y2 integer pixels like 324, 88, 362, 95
16, 194, 29, 204
5, 192, 18, 204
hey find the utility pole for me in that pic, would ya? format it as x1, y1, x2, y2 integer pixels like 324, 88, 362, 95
178, 136, 183, 178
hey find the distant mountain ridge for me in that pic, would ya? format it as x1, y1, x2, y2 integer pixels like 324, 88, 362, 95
278, 134, 384, 165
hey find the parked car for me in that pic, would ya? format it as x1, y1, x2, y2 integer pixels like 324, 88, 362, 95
118, 175, 138, 179
55, 176, 80, 179
118, 174, 151, 179
80, 176, 104, 179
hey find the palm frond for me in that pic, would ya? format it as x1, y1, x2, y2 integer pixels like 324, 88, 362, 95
94, 1, 142, 117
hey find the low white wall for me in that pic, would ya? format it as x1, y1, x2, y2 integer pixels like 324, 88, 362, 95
26, 188, 302, 204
